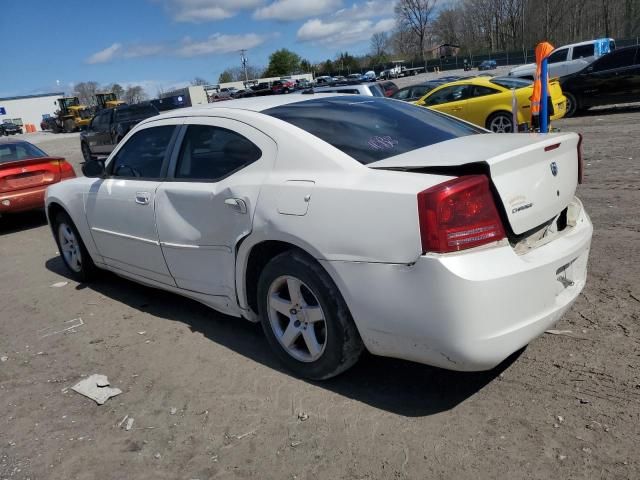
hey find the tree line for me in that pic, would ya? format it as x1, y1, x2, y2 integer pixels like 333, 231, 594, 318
71, 82, 148, 106
213, 0, 640, 81
73, 0, 640, 95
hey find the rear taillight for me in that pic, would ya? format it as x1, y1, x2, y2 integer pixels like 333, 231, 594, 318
577, 133, 584, 184
57, 158, 76, 179
417, 175, 506, 254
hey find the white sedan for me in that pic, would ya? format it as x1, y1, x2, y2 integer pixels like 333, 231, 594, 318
45, 94, 592, 379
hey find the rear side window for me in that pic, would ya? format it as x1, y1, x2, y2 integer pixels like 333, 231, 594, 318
471, 86, 500, 98
175, 125, 262, 181
264, 96, 483, 165
110, 125, 175, 179
572, 44, 594, 59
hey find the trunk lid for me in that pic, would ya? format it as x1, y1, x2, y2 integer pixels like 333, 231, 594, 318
369, 133, 580, 235
0, 157, 63, 193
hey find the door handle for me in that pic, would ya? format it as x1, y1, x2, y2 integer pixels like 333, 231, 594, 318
135, 192, 150, 205
452, 107, 463, 111
224, 197, 247, 214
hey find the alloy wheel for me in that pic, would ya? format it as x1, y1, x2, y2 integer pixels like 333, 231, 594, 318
488, 114, 514, 133
267, 275, 327, 362
58, 222, 82, 273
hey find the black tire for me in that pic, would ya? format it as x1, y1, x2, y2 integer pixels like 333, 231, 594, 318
564, 91, 579, 118
52, 211, 98, 282
63, 119, 75, 133
81, 142, 94, 162
257, 250, 364, 380
486, 111, 515, 133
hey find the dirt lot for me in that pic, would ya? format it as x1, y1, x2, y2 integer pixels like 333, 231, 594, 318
1, 103, 639, 480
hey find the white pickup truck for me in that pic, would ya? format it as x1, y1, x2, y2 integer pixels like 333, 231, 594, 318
509, 38, 615, 80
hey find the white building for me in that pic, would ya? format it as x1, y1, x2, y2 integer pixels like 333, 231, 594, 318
0, 92, 63, 131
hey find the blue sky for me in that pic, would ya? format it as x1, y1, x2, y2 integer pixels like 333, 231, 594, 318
0, 0, 396, 98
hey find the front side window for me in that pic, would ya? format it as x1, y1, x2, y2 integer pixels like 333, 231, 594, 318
110, 125, 175, 179
548, 49, 569, 64
175, 125, 262, 181
424, 85, 471, 106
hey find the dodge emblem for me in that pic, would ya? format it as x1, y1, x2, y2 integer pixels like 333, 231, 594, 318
550, 161, 558, 177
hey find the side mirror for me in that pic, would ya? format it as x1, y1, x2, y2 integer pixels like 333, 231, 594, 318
82, 160, 105, 178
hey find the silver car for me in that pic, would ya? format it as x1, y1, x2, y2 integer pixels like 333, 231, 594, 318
310, 84, 385, 96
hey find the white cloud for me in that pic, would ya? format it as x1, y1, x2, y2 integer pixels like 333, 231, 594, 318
85, 32, 270, 63
253, 0, 342, 21
333, 0, 394, 20
86, 43, 122, 64
176, 33, 269, 56
164, 0, 265, 22
297, 17, 394, 46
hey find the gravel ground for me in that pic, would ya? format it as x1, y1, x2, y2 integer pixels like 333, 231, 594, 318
0, 100, 639, 480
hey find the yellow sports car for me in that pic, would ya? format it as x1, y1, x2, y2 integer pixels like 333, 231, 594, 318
414, 76, 566, 132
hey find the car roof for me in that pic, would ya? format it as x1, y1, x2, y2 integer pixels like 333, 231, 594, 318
148, 93, 342, 122
0, 139, 32, 146
559, 37, 615, 49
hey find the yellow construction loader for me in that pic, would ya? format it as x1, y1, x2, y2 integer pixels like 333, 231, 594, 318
48, 97, 93, 133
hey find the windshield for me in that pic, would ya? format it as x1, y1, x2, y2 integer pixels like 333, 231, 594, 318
0, 142, 47, 164
115, 105, 158, 122
264, 96, 483, 164
490, 77, 533, 89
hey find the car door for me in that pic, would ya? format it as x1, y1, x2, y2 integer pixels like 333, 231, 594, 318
465, 85, 504, 126
84, 120, 179, 285
155, 117, 276, 299
83, 115, 101, 154
547, 48, 569, 78
584, 48, 638, 105
96, 110, 115, 154
420, 85, 472, 120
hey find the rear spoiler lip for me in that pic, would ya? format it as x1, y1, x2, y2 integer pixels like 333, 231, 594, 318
0, 156, 65, 169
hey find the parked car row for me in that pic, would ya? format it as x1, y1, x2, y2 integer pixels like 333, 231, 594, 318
412, 76, 566, 132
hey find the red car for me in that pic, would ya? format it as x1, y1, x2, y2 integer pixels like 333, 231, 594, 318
377, 80, 399, 97
272, 79, 295, 94
0, 140, 75, 216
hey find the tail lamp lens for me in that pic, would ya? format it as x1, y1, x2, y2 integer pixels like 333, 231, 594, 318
417, 175, 506, 254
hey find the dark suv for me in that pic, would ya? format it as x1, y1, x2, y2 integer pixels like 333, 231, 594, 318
1, 122, 23, 136
80, 103, 159, 161
561, 45, 640, 117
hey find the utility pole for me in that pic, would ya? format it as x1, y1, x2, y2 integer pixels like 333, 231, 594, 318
240, 49, 249, 85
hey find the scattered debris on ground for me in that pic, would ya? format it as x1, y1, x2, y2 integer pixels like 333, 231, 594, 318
70, 374, 122, 405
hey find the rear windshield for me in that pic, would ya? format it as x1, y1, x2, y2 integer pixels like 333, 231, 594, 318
264, 96, 483, 164
490, 77, 533, 89
0, 142, 47, 164
115, 105, 158, 122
